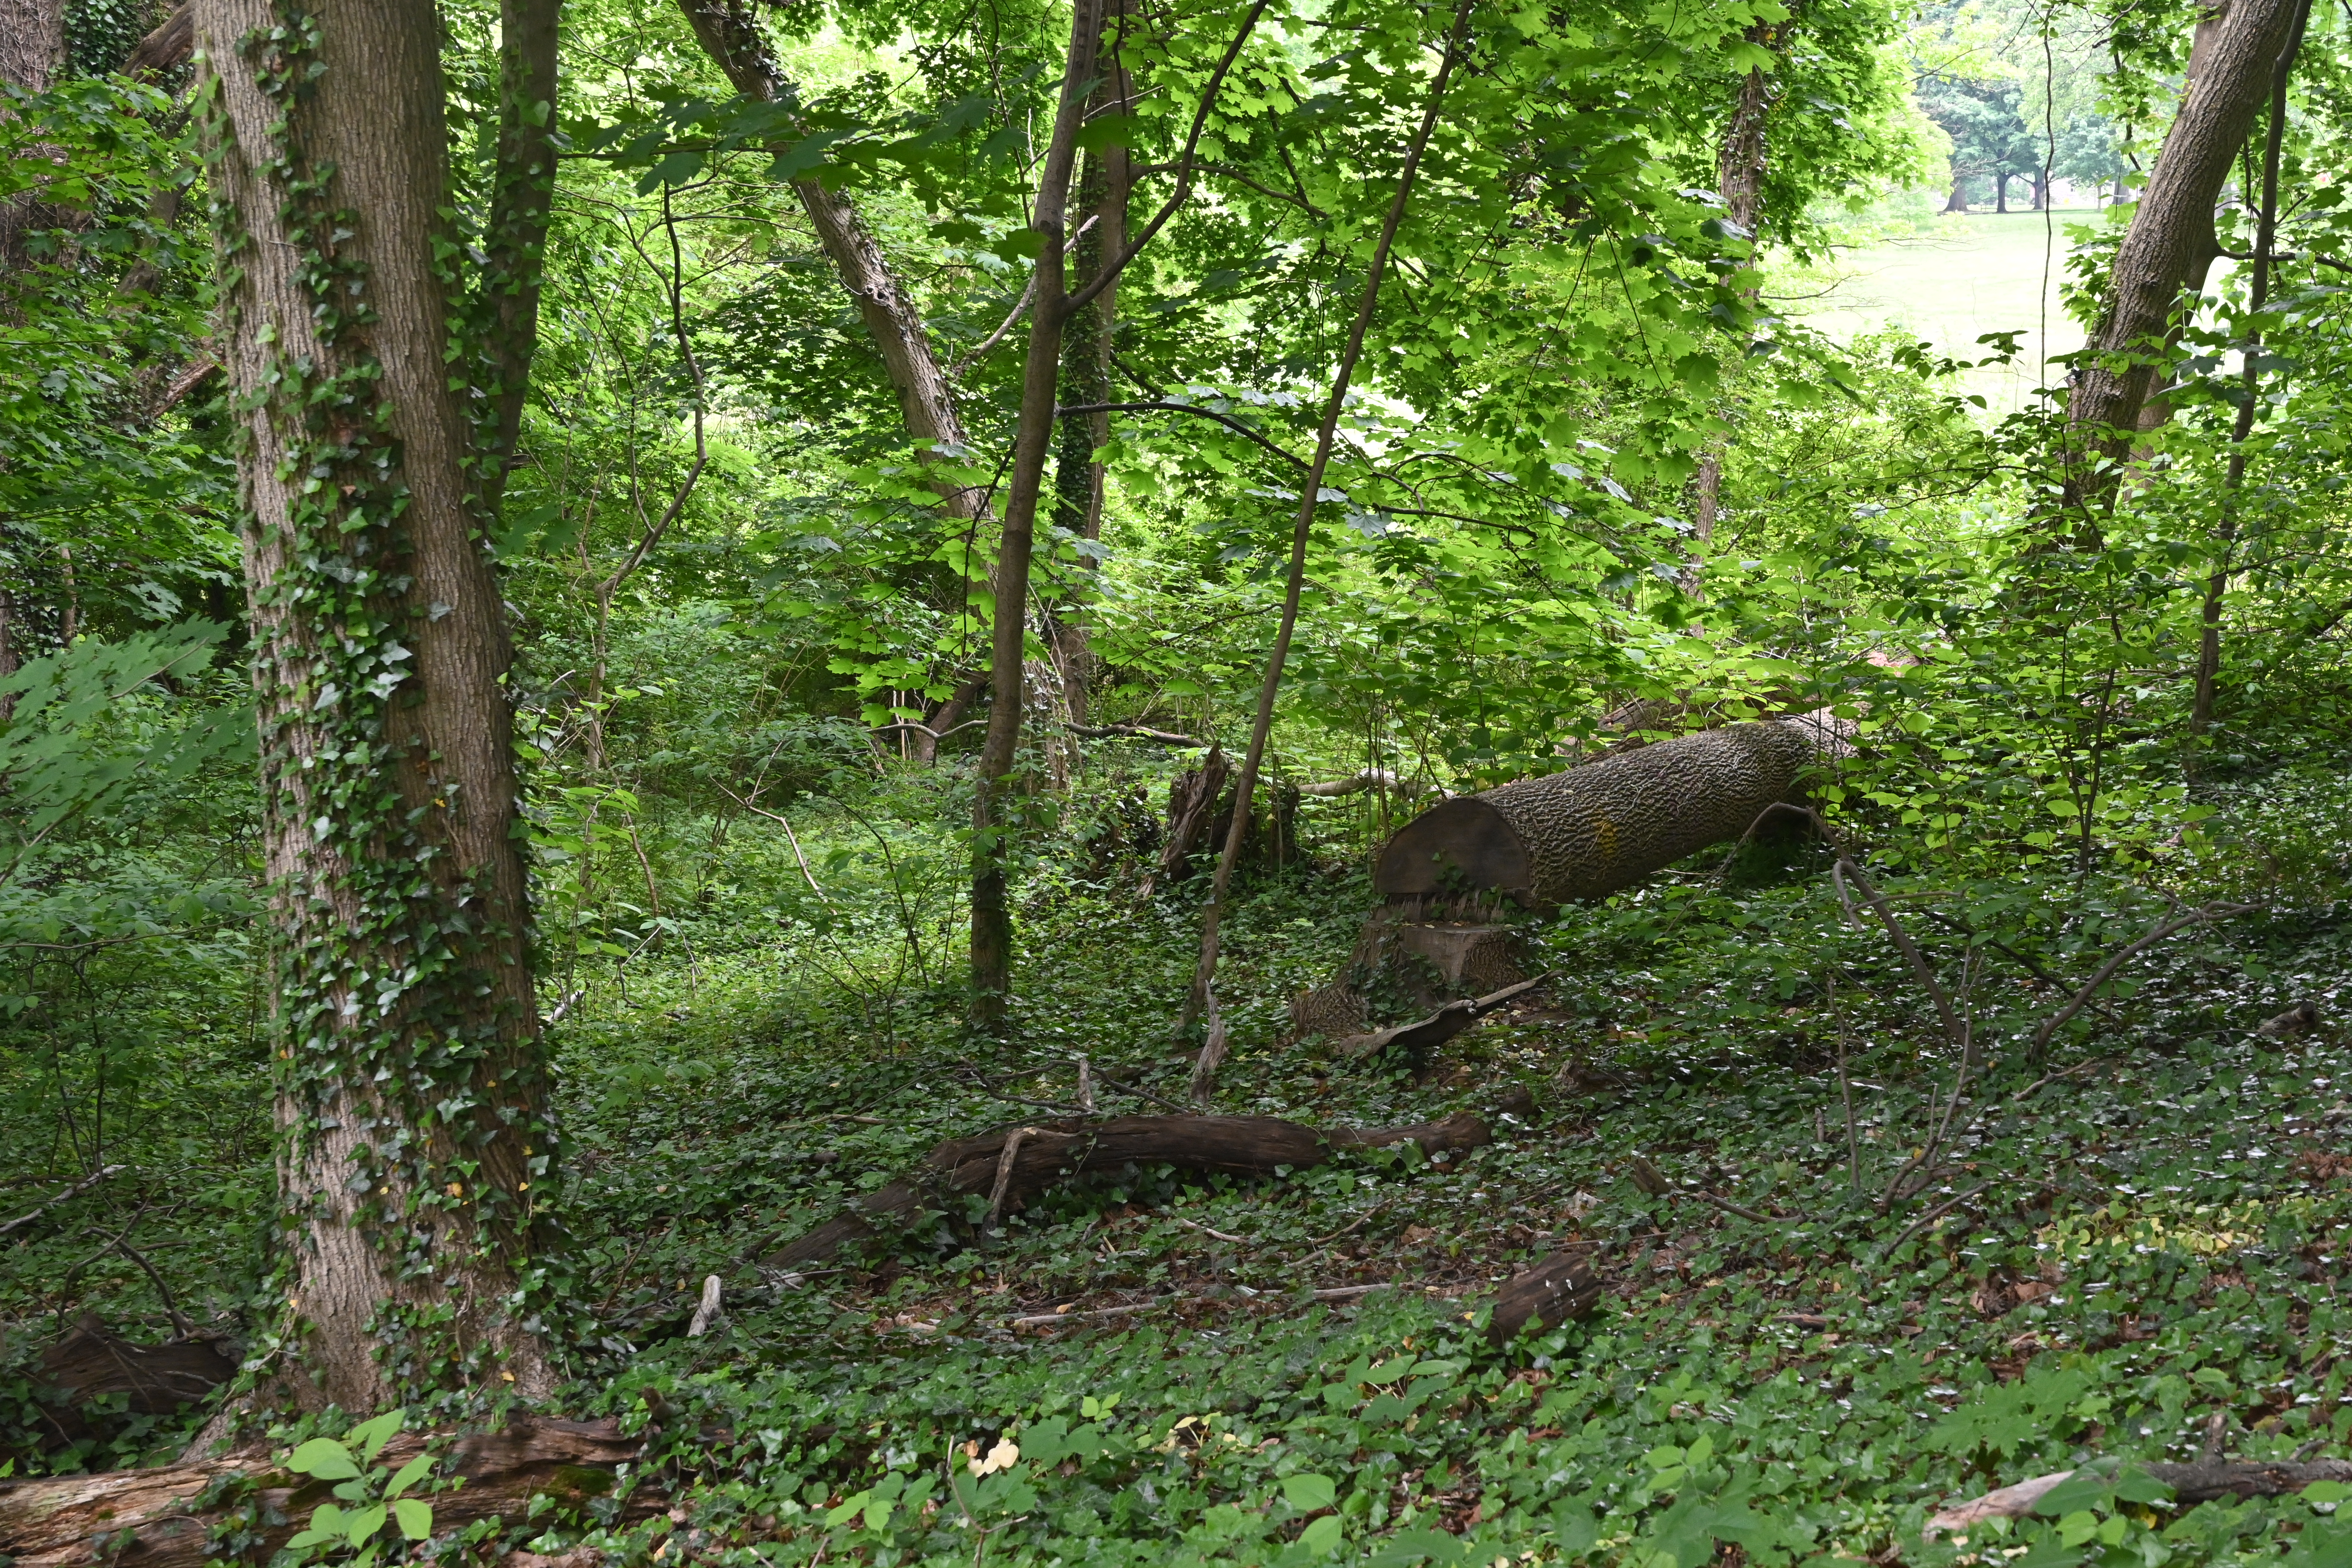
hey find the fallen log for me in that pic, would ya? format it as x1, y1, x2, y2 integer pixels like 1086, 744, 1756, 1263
759, 1111, 1492, 1274
24, 1315, 235, 1448
1486, 1250, 1601, 1345
1924, 1458, 2352, 1536
1333, 976, 1544, 1059
0, 1417, 656, 1568
1372, 718, 1838, 909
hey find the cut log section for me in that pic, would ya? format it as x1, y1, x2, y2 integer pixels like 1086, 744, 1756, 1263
758, 1111, 1491, 1274
1373, 719, 1828, 909
1486, 1250, 1601, 1345
0, 1417, 657, 1568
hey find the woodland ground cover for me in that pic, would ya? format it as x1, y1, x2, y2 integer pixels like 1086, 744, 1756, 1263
4, 0, 2352, 1560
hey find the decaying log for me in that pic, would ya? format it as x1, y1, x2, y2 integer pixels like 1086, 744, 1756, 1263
1333, 976, 1543, 1059
22, 1316, 236, 1448
1373, 719, 1831, 909
0, 1417, 656, 1568
1486, 1251, 1601, 1345
1925, 1459, 2352, 1536
759, 1111, 1492, 1274
1290, 915, 1530, 1041
1139, 746, 1229, 894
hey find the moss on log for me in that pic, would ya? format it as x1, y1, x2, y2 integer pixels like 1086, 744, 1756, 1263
1373, 720, 1823, 908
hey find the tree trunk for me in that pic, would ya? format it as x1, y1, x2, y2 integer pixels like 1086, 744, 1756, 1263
675, 0, 976, 518
1944, 179, 1969, 213
1046, 0, 1134, 730
471, 0, 563, 518
0, 0, 62, 267
969, 0, 1104, 1024
1181, 0, 1470, 1043
1688, 36, 1775, 569
197, 0, 556, 1409
2061, 0, 2303, 521
760, 1111, 1492, 1272
2190, 0, 2308, 741
1373, 719, 1829, 909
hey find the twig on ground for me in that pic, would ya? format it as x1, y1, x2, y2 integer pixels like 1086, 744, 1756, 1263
1881, 1180, 1996, 1259
1688, 1190, 1777, 1224
686, 1274, 723, 1337
0, 1163, 126, 1236
1169, 1215, 1247, 1244
2027, 901, 2259, 1059
985, 1128, 1044, 1229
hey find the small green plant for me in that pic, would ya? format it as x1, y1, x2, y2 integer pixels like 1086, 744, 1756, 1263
280, 1410, 437, 1568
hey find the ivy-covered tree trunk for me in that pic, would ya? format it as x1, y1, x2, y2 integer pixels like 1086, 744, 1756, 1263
198, 0, 558, 1408
0, 0, 63, 269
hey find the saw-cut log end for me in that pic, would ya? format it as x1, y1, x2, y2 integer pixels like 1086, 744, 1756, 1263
1373, 719, 1826, 909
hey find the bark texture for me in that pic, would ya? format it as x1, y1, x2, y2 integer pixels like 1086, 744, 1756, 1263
2062, 0, 2304, 516
1374, 720, 1821, 908
676, 0, 975, 518
0, 0, 63, 267
1688, 24, 1775, 552
0, 1418, 653, 1568
199, 0, 552, 1407
760, 1111, 1491, 1272
1486, 1251, 1601, 1345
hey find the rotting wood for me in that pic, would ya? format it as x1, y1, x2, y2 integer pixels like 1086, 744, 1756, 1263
26, 1316, 235, 1448
756, 1111, 1491, 1274
1925, 1459, 2352, 1537
0, 1417, 659, 1568
1331, 976, 1544, 1059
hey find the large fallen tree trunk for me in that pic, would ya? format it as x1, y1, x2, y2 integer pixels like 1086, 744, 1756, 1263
0, 1417, 656, 1568
760, 1111, 1491, 1273
1374, 718, 1839, 909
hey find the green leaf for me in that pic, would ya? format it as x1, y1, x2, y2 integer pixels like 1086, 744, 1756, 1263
1298, 1514, 1345, 1554
343, 1503, 388, 1548
1282, 1473, 1338, 1511
345, 1409, 406, 1463
287, 1439, 362, 1481
392, 1499, 433, 1541
384, 1453, 435, 1499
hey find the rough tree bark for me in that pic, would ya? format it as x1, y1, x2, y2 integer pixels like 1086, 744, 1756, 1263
2059, 0, 2304, 523
2189, 0, 2309, 740
0, 1418, 654, 1568
0, 0, 63, 271
1373, 719, 1827, 908
1180, 0, 1471, 1044
197, 0, 560, 1408
968, 0, 1103, 1024
472, 0, 563, 517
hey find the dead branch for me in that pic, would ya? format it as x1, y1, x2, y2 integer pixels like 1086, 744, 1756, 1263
0, 1418, 659, 1568
755, 1111, 1492, 1274
2027, 901, 2259, 1059
1333, 976, 1544, 1060
1926, 1458, 2352, 1536
1, 1165, 127, 1237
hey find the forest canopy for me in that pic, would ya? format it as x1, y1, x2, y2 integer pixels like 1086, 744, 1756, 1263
4, 0, 2352, 1559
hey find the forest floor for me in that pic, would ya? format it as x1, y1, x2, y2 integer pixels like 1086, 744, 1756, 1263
519, 779, 2352, 1568
11, 773, 2352, 1568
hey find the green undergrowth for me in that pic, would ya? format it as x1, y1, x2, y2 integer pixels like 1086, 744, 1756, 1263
517, 775, 2352, 1567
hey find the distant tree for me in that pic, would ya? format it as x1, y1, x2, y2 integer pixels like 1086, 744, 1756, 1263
2054, 109, 2128, 202
1917, 73, 2037, 210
